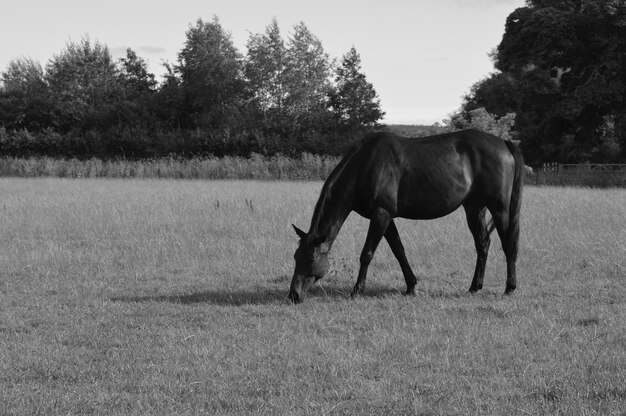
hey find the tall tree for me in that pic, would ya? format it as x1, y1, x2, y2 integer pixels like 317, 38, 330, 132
114, 48, 158, 134
328, 46, 384, 128
461, 72, 518, 119
1, 57, 46, 95
284, 22, 332, 121
0, 57, 51, 130
176, 17, 246, 129
478, 0, 626, 163
117, 48, 157, 100
45, 37, 120, 131
245, 18, 288, 117
154, 62, 184, 130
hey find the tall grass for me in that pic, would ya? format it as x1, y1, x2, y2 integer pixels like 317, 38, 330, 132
3, 155, 625, 188
0, 179, 625, 415
0, 154, 340, 180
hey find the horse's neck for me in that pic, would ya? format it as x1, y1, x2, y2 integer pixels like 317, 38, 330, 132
307, 139, 362, 247
308, 176, 353, 247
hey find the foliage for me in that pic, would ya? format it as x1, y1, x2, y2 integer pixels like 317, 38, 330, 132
283, 22, 332, 121
461, 0, 626, 164
0, 57, 52, 131
329, 47, 385, 128
117, 48, 157, 101
0, 19, 385, 159
245, 19, 288, 117
45, 37, 119, 132
243, 19, 348, 150
176, 17, 247, 130
449, 107, 516, 140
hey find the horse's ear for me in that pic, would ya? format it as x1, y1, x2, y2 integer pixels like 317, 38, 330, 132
292, 224, 307, 240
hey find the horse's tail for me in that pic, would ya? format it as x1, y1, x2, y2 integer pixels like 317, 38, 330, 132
503, 140, 524, 251
486, 141, 523, 237
505, 140, 524, 226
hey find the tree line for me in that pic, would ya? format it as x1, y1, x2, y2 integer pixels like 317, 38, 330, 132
0, 18, 384, 159
3, 3, 626, 166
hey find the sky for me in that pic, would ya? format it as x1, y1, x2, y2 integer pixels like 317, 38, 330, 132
0, 0, 526, 125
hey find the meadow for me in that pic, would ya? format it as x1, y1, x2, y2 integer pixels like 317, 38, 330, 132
0, 178, 625, 415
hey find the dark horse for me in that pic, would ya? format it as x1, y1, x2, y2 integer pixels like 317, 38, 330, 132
288, 129, 523, 303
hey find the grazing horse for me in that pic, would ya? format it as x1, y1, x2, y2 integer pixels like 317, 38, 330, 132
288, 129, 523, 303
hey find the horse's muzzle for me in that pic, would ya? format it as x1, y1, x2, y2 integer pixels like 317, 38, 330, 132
288, 274, 315, 304
287, 289, 301, 303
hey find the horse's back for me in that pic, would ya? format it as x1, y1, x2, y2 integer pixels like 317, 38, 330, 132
348, 129, 516, 219
356, 129, 510, 158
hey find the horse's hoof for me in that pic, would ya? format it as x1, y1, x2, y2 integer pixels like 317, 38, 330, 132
468, 283, 482, 294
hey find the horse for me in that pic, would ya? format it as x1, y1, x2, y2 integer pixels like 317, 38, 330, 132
288, 129, 523, 303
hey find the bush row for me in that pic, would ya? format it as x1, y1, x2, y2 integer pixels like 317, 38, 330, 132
0, 125, 367, 160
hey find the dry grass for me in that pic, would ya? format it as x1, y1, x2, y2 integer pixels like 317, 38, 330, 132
1, 179, 625, 415
0, 154, 340, 180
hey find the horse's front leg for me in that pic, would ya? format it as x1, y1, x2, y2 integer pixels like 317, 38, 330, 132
351, 207, 391, 298
384, 219, 418, 296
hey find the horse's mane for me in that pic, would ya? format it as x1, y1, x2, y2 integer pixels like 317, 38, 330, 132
307, 136, 371, 242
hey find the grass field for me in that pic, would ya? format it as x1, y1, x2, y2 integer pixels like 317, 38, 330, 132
1, 178, 625, 415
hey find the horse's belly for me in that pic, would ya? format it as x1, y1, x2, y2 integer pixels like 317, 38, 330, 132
395, 176, 471, 220
397, 198, 462, 220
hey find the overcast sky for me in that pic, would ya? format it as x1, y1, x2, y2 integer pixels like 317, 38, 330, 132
0, 0, 525, 124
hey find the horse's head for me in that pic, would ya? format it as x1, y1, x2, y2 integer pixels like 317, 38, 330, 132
288, 225, 329, 303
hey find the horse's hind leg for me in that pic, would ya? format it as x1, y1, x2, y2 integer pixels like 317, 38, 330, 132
384, 219, 418, 296
352, 207, 391, 298
463, 202, 491, 293
490, 208, 519, 294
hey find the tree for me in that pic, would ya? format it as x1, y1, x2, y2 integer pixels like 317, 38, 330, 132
108, 48, 161, 153
0, 57, 51, 131
154, 62, 184, 130
176, 17, 247, 129
328, 46, 384, 128
1, 57, 46, 95
116, 48, 157, 124
284, 22, 332, 122
244, 20, 336, 152
478, 0, 626, 163
461, 72, 518, 118
45, 37, 120, 132
117, 48, 156, 100
245, 18, 288, 117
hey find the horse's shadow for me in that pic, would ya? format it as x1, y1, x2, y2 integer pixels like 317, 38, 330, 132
110, 281, 407, 307
110, 287, 287, 306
